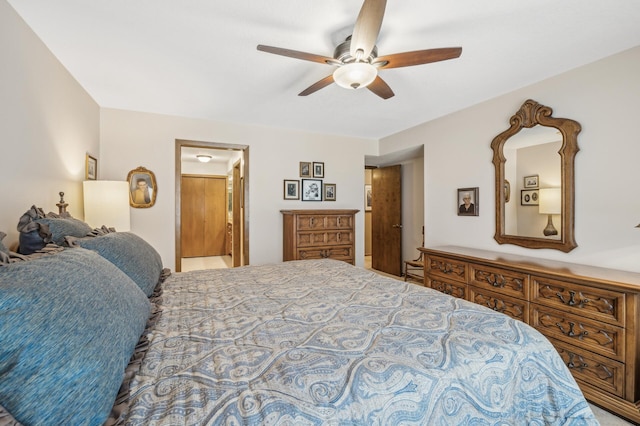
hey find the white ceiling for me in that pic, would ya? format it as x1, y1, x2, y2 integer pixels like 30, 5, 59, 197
7, 0, 640, 140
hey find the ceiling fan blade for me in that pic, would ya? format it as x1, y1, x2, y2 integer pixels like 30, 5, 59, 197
350, 0, 387, 60
367, 75, 394, 99
375, 47, 462, 69
257, 45, 339, 65
298, 75, 335, 96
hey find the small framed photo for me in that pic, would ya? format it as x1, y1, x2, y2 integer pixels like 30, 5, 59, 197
524, 175, 539, 188
300, 162, 311, 178
283, 179, 299, 200
127, 166, 158, 208
365, 184, 372, 211
312, 162, 324, 178
301, 179, 322, 201
521, 189, 539, 206
457, 187, 479, 216
324, 183, 336, 201
85, 154, 97, 180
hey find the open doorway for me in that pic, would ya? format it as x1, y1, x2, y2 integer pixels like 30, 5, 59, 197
175, 140, 250, 272
365, 146, 424, 278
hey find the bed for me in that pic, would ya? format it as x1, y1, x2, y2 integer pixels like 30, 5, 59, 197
0, 206, 599, 425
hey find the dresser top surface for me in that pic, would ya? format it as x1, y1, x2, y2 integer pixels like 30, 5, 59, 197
421, 245, 640, 289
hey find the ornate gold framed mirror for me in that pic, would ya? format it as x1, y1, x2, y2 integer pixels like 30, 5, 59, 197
491, 99, 581, 252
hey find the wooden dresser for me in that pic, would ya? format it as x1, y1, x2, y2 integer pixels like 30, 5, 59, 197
281, 209, 359, 265
419, 245, 640, 424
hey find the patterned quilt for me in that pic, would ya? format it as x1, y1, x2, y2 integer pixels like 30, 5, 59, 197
123, 259, 598, 425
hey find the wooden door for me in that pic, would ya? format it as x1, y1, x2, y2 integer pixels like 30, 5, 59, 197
181, 175, 227, 257
232, 160, 242, 267
371, 165, 402, 276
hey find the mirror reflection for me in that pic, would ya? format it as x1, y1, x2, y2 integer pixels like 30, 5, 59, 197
492, 99, 580, 252
504, 126, 562, 239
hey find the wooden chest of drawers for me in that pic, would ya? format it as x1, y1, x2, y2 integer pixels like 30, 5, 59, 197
281, 209, 359, 265
420, 245, 640, 424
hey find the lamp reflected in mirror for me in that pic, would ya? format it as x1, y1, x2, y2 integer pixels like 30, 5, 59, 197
539, 188, 561, 236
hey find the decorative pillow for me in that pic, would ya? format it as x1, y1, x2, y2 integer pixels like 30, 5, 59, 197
0, 232, 9, 264
0, 248, 151, 426
38, 216, 92, 245
67, 232, 163, 297
16, 206, 92, 254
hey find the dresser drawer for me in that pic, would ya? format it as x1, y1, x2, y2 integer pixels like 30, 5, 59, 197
531, 276, 625, 327
531, 306, 624, 361
470, 264, 529, 299
297, 246, 353, 263
552, 339, 625, 398
426, 255, 467, 284
427, 277, 466, 299
296, 231, 353, 247
469, 287, 529, 323
297, 214, 353, 230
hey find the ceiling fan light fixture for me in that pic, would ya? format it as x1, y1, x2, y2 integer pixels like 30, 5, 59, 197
333, 62, 377, 90
196, 154, 212, 163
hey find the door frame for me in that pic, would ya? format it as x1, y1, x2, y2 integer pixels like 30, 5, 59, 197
175, 139, 250, 272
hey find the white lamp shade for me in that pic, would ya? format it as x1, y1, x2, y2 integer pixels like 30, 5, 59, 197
333, 62, 377, 90
83, 181, 131, 231
539, 188, 561, 215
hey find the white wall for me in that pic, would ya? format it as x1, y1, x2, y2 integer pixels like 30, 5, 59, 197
99, 108, 377, 270
0, 1, 99, 245
381, 46, 640, 273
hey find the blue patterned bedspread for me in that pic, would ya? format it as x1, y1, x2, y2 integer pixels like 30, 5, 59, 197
124, 259, 598, 425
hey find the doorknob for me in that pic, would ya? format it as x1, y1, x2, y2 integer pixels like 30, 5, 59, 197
392, 224, 403, 228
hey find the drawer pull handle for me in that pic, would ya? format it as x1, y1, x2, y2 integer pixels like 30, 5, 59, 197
557, 290, 590, 307
556, 321, 588, 338
566, 353, 588, 371
337, 232, 341, 242
337, 217, 341, 226
310, 217, 314, 226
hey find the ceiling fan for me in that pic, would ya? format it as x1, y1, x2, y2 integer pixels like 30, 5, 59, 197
257, 0, 462, 99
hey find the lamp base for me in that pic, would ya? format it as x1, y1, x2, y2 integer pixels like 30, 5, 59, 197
543, 214, 558, 236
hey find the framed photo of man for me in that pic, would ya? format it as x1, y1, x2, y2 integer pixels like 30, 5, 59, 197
127, 166, 157, 208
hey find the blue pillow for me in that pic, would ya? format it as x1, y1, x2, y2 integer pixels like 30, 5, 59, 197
71, 232, 163, 296
0, 248, 151, 426
38, 216, 93, 245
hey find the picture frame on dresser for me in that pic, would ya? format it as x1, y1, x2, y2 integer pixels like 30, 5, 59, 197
283, 179, 299, 200
301, 179, 322, 201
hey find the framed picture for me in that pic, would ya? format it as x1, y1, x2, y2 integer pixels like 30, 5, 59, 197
127, 166, 158, 208
85, 154, 97, 180
301, 179, 322, 201
283, 179, 299, 200
504, 179, 511, 203
457, 187, 479, 216
521, 189, 539, 206
312, 162, 324, 178
365, 184, 372, 211
299, 162, 311, 178
324, 183, 336, 201
524, 175, 539, 188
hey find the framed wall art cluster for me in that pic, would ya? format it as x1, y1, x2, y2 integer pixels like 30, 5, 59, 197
283, 162, 336, 201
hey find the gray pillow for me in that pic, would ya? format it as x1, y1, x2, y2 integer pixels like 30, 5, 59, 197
70, 232, 163, 296
38, 216, 92, 245
0, 247, 150, 425
0, 232, 9, 264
